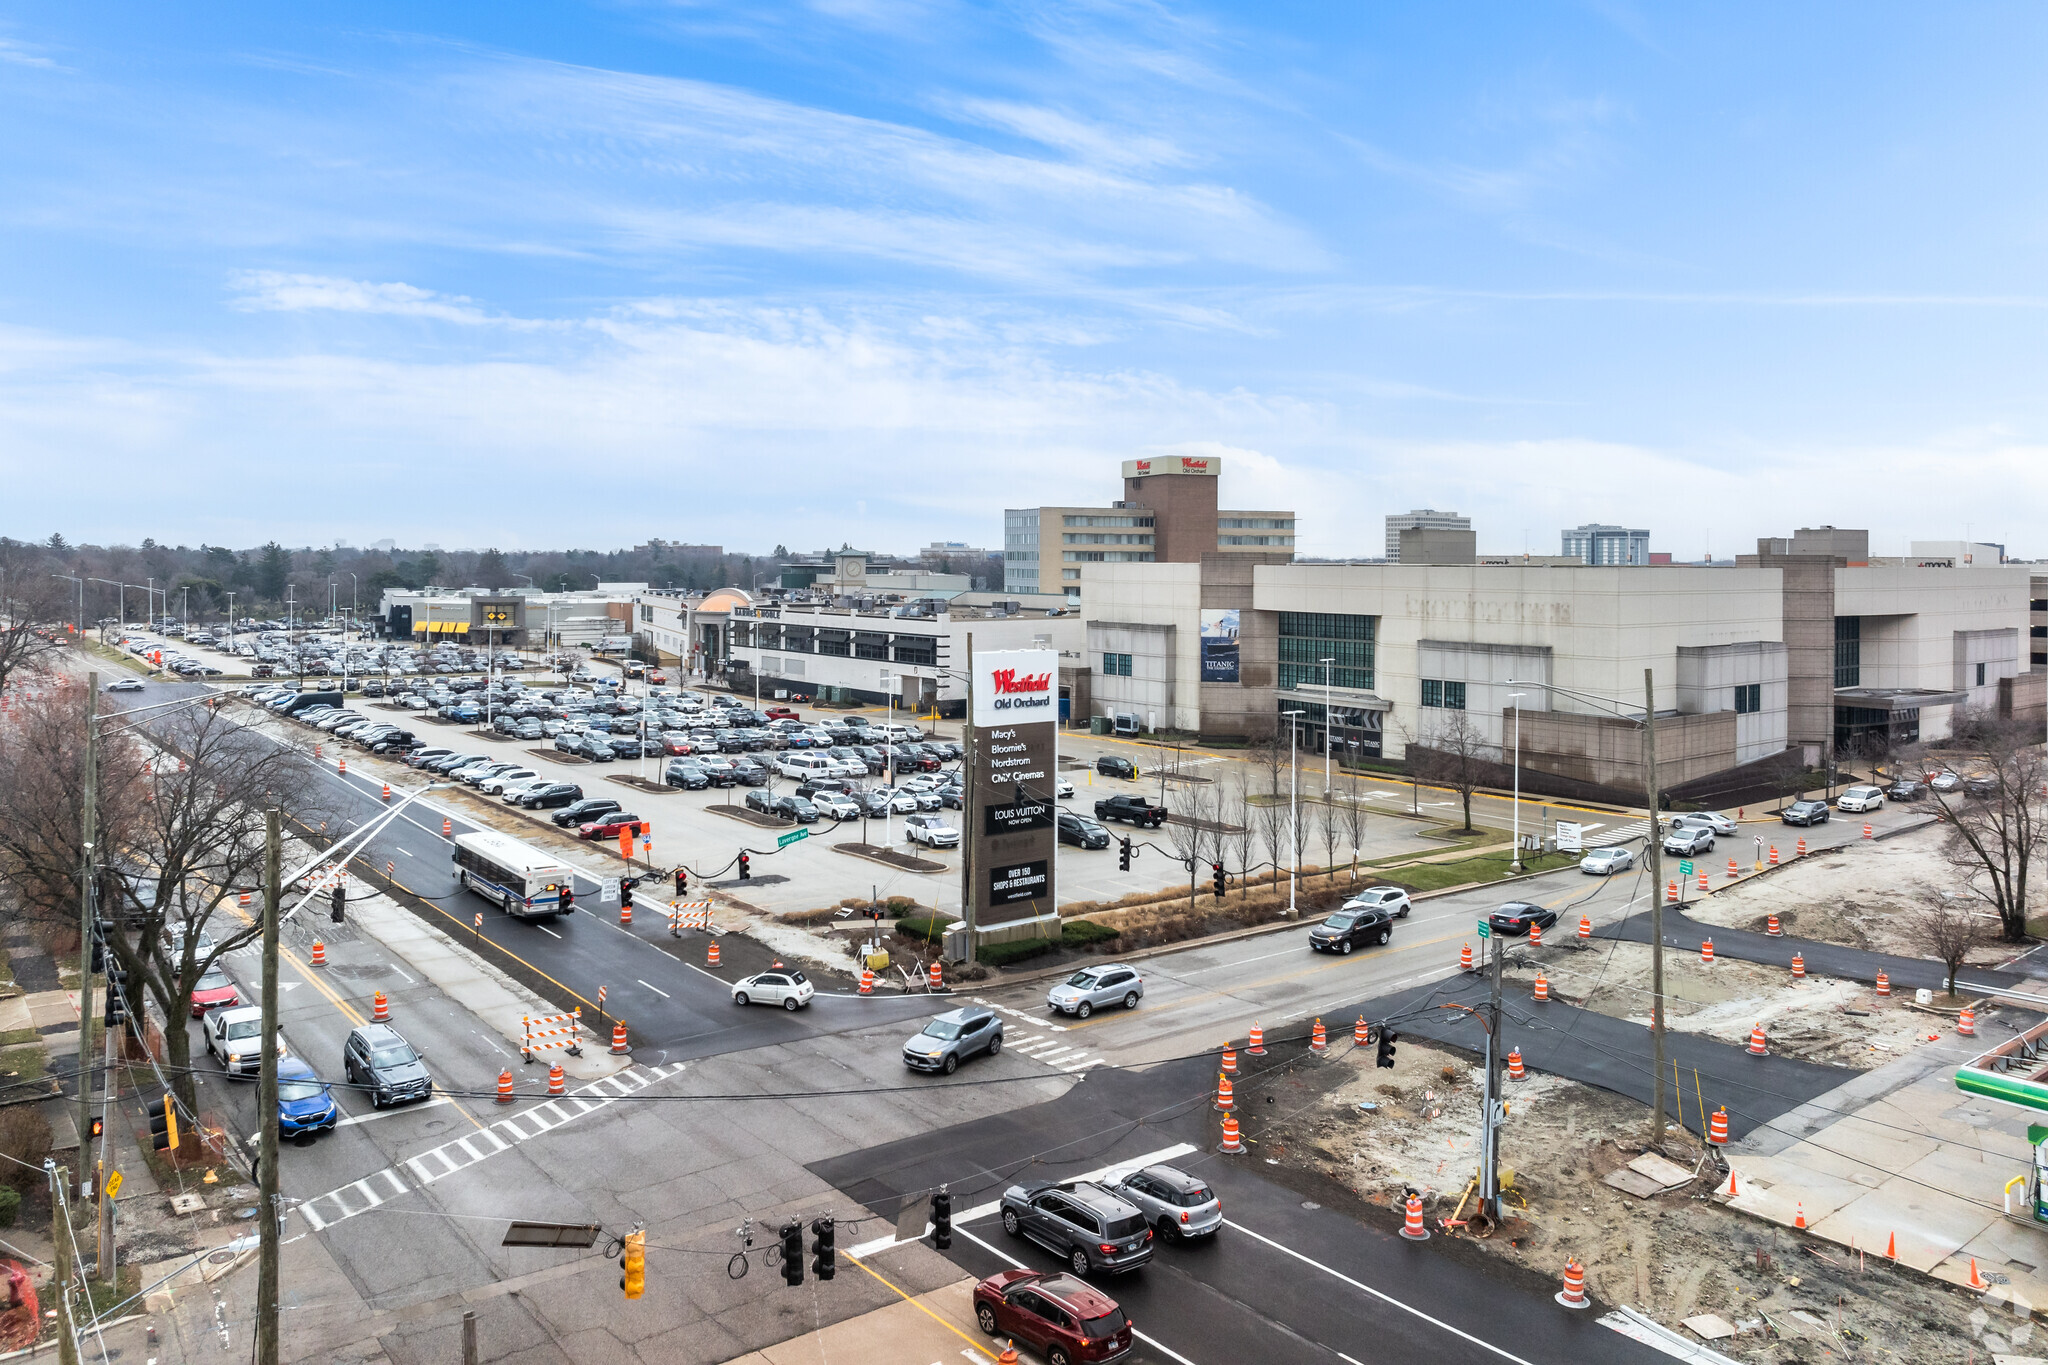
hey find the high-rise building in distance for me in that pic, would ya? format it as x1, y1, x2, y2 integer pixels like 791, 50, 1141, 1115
1384, 509, 1470, 561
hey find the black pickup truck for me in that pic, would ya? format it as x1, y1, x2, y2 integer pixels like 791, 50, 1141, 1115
1094, 795, 1168, 828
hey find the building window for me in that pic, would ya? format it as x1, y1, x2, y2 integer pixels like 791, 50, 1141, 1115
2032, 599, 2048, 612
1977, 662, 1987, 686
1277, 612, 1375, 691
1733, 683, 1761, 714
892, 637, 936, 667
2033, 625, 2046, 639
1218, 535, 1296, 546
639, 605, 653, 622
817, 630, 851, 658
1420, 680, 1466, 709
1833, 616, 1861, 689
1420, 679, 1442, 708
854, 632, 888, 660
1218, 518, 1295, 530
1102, 652, 1133, 677
1062, 569, 1081, 580
1063, 515, 1154, 528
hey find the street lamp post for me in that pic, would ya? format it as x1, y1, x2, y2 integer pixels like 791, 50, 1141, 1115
1320, 657, 1335, 798
1282, 709, 1304, 918
1508, 692, 1525, 872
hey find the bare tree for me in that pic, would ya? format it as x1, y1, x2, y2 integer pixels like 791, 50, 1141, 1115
1254, 784, 1288, 886
1225, 773, 1256, 898
0, 690, 327, 1115
1918, 892, 1989, 997
1317, 795, 1340, 880
1928, 725, 2048, 942
1407, 708, 1495, 833
1163, 783, 1213, 909
1336, 774, 1368, 882
0, 569, 66, 700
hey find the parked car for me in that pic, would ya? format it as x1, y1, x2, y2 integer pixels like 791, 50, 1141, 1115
1965, 775, 1999, 798
812, 791, 861, 821
554, 798, 621, 827
577, 813, 643, 840
1056, 811, 1110, 849
342, 1023, 432, 1108
1836, 785, 1885, 813
1308, 901, 1394, 954
903, 1006, 1003, 1073
1927, 770, 1962, 792
1094, 795, 1166, 828
1887, 778, 1925, 801
903, 814, 959, 847
1781, 799, 1830, 826
1487, 900, 1556, 937
518, 782, 584, 809
665, 762, 710, 790
1102, 1163, 1221, 1242
1045, 964, 1143, 1018
999, 1180, 1154, 1276
731, 969, 815, 1010
276, 1056, 340, 1138
1662, 826, 1715, 856
772, 795, 820, 823
972, 1271, 1136, 1364
1095, 756, 1137, 780
1579, 847, 1635, 875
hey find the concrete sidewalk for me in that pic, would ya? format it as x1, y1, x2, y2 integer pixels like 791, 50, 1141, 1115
1722, 1022, 2048, 1319
716, 1274, 1000, 1365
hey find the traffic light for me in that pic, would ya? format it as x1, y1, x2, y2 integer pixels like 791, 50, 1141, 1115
88, 1116, 104, 1140
674, 867, 688, 897
810, 1216, 835, 1281
780, 1219, 804, 1286
560, 887, 575, 913
620, 1229, 646, 1299
738, 852, 752, 881
103, 991, 125, 1027
147, 1095, 178, 1152
1212, 862, 1225, 901
1118, 838, 1131, 872
330, 884, 346, 924
620, 881, 634, 910
931, 1189, 952, 1250
1376, 1027, 1398, 1070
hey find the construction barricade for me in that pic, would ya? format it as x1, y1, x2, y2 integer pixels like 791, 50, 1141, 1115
521, 1007, 585, 1063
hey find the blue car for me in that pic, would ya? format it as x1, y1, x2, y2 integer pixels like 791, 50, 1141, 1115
277, 1056, 339, 1137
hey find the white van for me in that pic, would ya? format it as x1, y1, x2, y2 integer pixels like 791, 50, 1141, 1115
778, 753, 834, 780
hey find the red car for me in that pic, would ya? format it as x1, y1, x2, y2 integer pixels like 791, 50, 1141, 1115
190, 966, 241, 1016
663, 738, 695, 756
577, 814, 644, 841
648, 671, 667, 684
974, 1271, 1133, 1365
763, 706, 800, 722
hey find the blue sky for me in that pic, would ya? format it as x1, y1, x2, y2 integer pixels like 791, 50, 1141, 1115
5, 3, 2047, 558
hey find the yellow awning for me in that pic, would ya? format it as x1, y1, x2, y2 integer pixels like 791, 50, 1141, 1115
450, 621, 470, 635
428, 622, 446, 634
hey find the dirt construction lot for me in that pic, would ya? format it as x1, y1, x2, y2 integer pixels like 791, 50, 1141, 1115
1250, 1038, 2027, 1363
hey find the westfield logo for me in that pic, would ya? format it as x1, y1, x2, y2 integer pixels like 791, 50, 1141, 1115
1180, 457, 1210, 471
990, 668, 1052, 695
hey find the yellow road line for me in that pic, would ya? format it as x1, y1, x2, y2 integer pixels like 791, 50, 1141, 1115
843, 1255, 1000, 1362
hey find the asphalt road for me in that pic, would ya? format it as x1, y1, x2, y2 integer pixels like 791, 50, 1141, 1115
814, 1054, 1673, 1365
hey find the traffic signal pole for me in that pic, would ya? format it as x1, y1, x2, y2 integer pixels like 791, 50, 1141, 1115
1480, 929, 1504, 1227
76, 674, 97, 1203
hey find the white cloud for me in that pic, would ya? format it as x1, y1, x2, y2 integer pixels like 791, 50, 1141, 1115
0, 38, 58, 69
226, 271, 526, 326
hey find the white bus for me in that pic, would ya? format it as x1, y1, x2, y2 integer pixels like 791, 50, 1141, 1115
452, 830, 575, 920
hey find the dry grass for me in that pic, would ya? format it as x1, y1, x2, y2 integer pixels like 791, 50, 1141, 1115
1061, 867, 1388, 949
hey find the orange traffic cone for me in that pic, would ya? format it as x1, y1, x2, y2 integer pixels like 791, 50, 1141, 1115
309, 941, 326, 968
1700, 938, 1715, 965
1875, 970, 1890, 997
1528, 921, 1543, 948
1507, 1048, 1526, 1081
610, 1021, 629, 1054
372, 990, 390, 1022
496, 1069, 515, 1105
1310, 1018, 1328, 1054
1708, 1107, 1729, 1145
1724, 1168, 1739, 1197
1533, 973, 1549, 1002
547, 1064, 566, 1097
1791, 953, 1806, 980
1247, 1022, 1266, 1056
1353, 1017, 1369, 1047
1223, 1045, 1239, 1073
1219, 1115, 1244, 1153
1578, 914, 1592, 940
1215, 1073, 1234, 1111
1885, 1230, 1896, 1261
1969, 1257, 1987, 1290
1747, 1022, 1768, 1056
1768, 845, 1780, 866
859, 968, 874, 996
708, 941, 720, 967
1766, 913, 1782, 936
1399, 1194, 1429, 1241
1556, 1259, 1588, 1309
1958, 1007, 1977, 1036
1796, 1203, 1807, 1230
1460, 942, 1473, 971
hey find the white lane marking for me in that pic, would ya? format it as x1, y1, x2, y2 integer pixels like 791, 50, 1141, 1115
389, 967, 415, 984
951, 1224, 1199, 1365
397, 847, 413, 857
848, 1142, 1198, 1258
1177, 944, 1304, 976
972, 998, 1067, 1031
637, 979, 671, 998
1055, 1055, 1105, 1072
332, 1095, 453, 1129
1221, 1218, 1538, 1365
537, 925, 562, 939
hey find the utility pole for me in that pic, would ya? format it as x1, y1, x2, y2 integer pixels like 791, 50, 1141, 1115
1479, 930, 1504, 1226
1643, 667, 1668, 1147
50, 1164, 77, 1365
462, 1311, 478, 1365
255, 810, 282, 1365
961, 633, 977, 968
76, 674, 97, 1201
96, 1021, 115, 1288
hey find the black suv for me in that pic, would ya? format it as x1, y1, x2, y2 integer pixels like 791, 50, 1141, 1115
1781, 799, 1830, 826
1000, 1180, 1154, 1277
1056, 811, 1110, 850
665, 762, 710, 790
1309, 902, 1394, 954
520, 782, 583, 809
554, 797, 622, 828
342, 1023, 431, 1108
1095, 755, 1136, 779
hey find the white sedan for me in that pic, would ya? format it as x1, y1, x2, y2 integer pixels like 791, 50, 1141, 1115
106, 678, 146, 693
1670, 811, 1737, 836
732, 970, 814, 1011
1579, 847, 1636, 875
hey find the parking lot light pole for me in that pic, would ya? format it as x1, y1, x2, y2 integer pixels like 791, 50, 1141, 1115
1283, 710, 1304, 918
1320, 657, 1335, 798
881, 671, 895, 847
1508, 692, 1525, 872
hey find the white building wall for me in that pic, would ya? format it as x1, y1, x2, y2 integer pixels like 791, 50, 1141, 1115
1251, 564, 1789, 760
1835, 565, 2031, 700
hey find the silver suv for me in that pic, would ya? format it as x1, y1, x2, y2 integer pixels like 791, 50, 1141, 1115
902, 1007, 1003, 1074
1046, 964, 1143, 1019
1103, 1164, 1222, 1242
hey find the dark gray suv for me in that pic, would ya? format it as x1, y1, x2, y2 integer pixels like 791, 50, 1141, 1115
1000, 1180, 1154, 1276
343, 1023, 431, 1108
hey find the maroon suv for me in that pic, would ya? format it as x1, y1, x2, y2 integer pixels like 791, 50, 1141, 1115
973, 1270, 1134, 1365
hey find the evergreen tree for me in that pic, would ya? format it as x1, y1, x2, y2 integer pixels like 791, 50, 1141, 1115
254, 542, 291, 605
